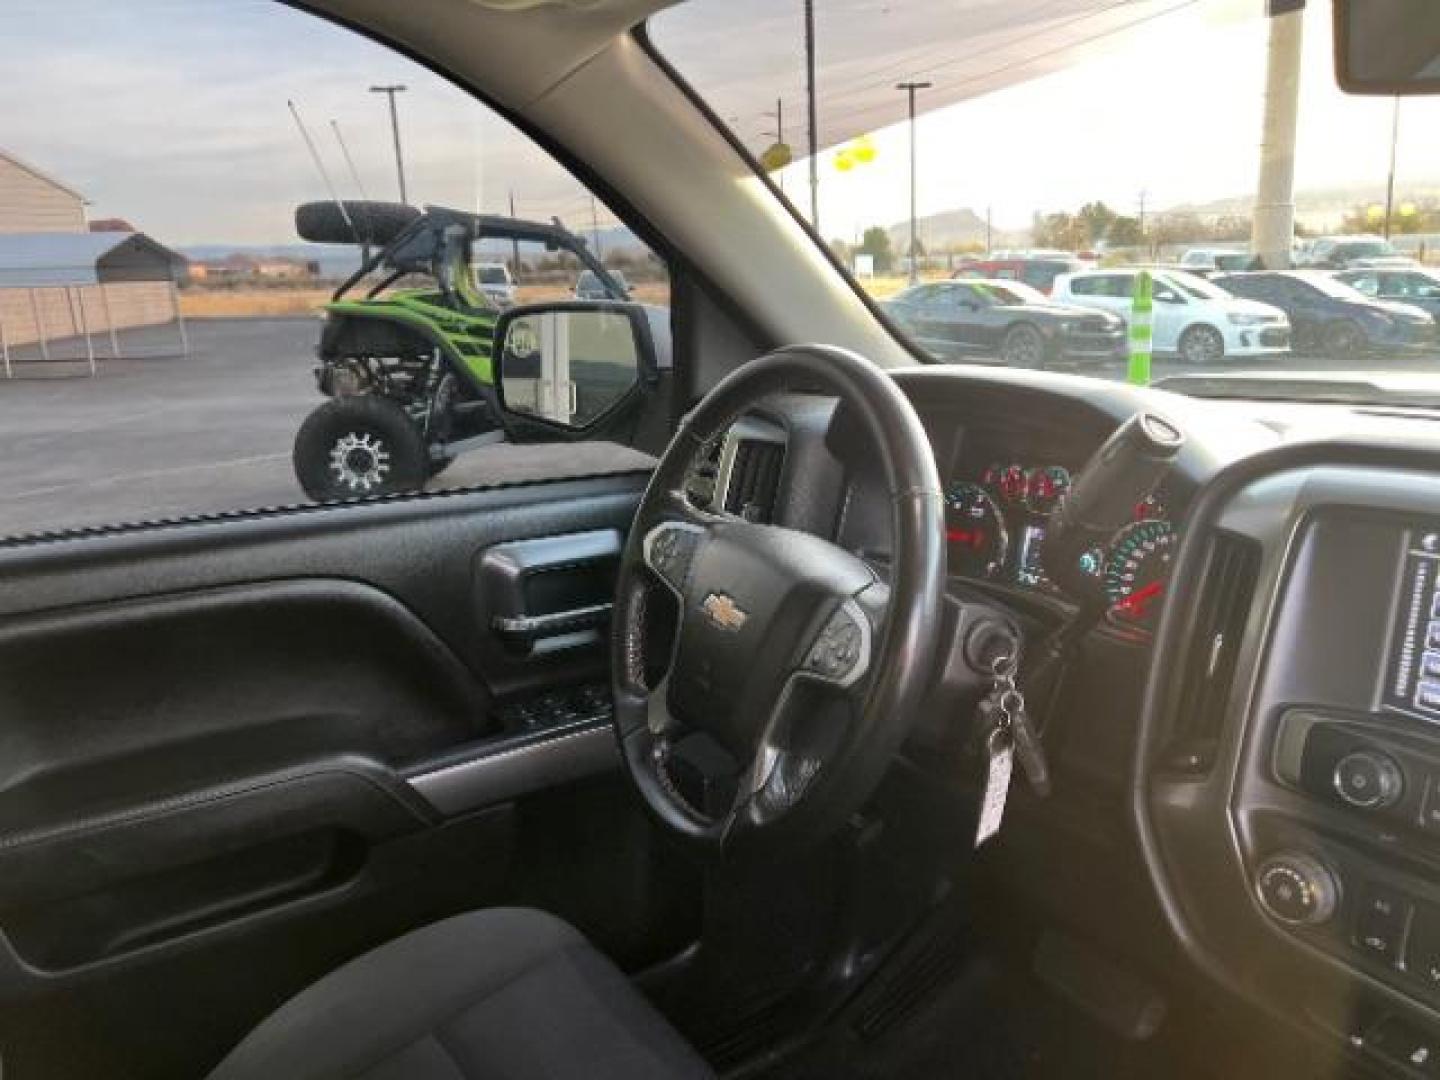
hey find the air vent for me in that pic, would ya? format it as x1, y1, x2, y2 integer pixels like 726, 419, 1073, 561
1165, 531, 1261, 775
723, 438, 784, 523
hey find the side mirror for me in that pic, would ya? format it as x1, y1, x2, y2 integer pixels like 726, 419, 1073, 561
493, 301, 659, 431
1335, 0, 1440, 95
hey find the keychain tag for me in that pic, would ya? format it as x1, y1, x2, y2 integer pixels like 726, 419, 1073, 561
975, 727, 1014, 848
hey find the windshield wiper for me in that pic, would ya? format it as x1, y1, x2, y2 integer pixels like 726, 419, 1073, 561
1154, 373, 1440, 410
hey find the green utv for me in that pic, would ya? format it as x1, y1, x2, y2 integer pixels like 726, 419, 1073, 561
291, 200, 628, 501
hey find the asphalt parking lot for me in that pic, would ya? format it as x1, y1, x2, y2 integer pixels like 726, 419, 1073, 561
0, 318, 653, 537
0, 316, 1436, 539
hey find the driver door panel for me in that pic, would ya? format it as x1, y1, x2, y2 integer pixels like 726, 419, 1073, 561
0, 475, 699, 1079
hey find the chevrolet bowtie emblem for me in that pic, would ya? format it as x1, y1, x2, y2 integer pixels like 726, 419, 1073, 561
701, 592, 748, 631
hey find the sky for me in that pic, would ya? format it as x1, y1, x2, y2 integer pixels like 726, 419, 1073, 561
2, 0, 1438, 247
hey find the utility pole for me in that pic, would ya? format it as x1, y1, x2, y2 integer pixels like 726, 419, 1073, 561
805, 0, 819, 233
1384, 96, 1401, 240
1251, 0, 1305, 269
508, 190, 521, 274
589, 194, 604, 259
369, 84, 409, 204
896, 80, 931, 283
1138, 189, 1147, 236
986, 205, 992, 256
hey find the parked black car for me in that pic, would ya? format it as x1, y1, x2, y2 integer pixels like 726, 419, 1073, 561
1215, 270, 1435, 356
883, 279, 1126, 367
1334, 266, 1440, 321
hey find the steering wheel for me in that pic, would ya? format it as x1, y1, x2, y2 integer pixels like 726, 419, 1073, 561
612, 345, 945, 855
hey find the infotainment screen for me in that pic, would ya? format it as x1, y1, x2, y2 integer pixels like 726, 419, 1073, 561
1382, 529, 1440, 721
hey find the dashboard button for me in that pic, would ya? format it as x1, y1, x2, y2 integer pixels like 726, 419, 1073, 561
1406, 906, 1440, 991
1333, 750, 1404, 810
1255, 853, 1338, 926
1355, 884, 1410, 964
1368, 1016, 1440, 1076
1420, 778, 1440, 831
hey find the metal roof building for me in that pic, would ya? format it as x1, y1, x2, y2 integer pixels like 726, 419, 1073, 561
0, 149, 189, 376
0, 231, 186, 288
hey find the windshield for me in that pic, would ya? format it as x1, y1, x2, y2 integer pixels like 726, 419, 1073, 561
650, 1, 1440, 395
1296, 271, 1368, 299
1162, 271, 1233, 301
976, 281, 1047, 306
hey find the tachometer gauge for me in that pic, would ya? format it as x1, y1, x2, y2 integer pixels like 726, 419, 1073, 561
1025, 465, 1070, 515
945, 482, 1008, 579
996, 464, 1028, 506
1104, 519, 1177, 627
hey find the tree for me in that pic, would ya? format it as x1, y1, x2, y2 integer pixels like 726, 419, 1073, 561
857, 227, 894, 274
1108, 215, 1143, 247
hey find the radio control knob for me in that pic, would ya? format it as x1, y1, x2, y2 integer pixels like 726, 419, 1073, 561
1333, 750, 1403, 810
1255, 853, 1338, 926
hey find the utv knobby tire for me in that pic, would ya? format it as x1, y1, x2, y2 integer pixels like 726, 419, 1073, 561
293, 396, 429, 502
294, 200, 421, 246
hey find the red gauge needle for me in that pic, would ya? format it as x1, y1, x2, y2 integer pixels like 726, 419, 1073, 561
1117, 580, 1164, 616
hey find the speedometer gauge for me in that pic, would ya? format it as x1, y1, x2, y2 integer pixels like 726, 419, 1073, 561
945, 482, 1008, 579
1104, 519, 1177, 627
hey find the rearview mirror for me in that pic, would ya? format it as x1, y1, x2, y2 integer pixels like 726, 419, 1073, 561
494, 302, 657, 430
1335, 0, 1440, 94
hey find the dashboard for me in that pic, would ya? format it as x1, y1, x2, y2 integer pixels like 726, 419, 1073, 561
712, 363, 1440, 1077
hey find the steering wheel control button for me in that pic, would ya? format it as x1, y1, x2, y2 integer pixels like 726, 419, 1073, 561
645, 525, 700, 590
1255, 853, 1338, 927
1333, 750, 1404, 810
1354, 884, 1411, 964
804, 604, 869, 685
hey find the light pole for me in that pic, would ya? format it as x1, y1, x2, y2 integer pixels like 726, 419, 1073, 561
1384, 96, 1401, 240
896, 80, 931, 283
805, 0, 819, 233
369, 84, 409, 204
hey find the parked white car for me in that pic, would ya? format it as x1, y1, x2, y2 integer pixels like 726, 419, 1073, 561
1178, 248, 1253, 275
1050, 267, 1291, 363
473, 262, 517, 307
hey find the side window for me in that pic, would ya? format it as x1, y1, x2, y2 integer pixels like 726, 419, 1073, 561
1019, 264, 1051, 288
1069, 276, 1102, 297
1348, 273, 1380, 296
2, 1, 669, 539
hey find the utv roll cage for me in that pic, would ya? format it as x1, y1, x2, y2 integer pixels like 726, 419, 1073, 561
298, 201, 631, 308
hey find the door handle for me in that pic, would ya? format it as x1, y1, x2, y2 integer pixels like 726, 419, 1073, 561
492, 602, 612, 649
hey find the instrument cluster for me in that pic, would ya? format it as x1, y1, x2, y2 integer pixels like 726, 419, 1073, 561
945, 462, 1176, 630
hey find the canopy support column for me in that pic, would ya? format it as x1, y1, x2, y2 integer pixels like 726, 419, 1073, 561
100, 285, 121, 358
29, 289, 49, 362
171, 280, 189, 356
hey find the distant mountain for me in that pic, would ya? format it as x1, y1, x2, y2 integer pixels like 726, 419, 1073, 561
1163, 180, 1440, 231
181, 242, 361, 279
887, 208, 988, 250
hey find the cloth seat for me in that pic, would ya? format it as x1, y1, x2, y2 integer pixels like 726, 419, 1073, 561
208, 907, 714, 1080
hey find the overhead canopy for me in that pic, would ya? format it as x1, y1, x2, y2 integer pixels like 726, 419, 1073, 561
652, 0, 1263, 153
0, 232, 187, 288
